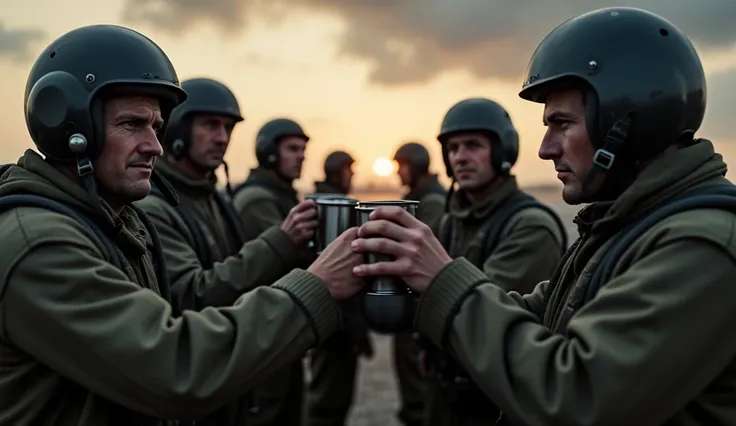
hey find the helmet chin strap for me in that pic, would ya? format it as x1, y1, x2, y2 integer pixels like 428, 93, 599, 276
581, 111, 635, 201
445, 178, 456, 212
221, 161, 234, 197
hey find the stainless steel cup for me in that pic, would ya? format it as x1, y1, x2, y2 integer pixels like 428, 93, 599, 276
355, 200, 420, 334
312, 196, 358, 253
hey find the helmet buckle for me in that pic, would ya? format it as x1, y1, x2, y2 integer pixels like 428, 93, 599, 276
592, 149, 615, 170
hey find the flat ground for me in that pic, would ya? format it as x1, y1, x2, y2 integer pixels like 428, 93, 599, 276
325, 192, 582, 425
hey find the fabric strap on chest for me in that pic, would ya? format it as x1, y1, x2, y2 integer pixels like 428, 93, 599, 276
0, 194, 171, 301
586, 183, 736, 301
439, 191, 569, 265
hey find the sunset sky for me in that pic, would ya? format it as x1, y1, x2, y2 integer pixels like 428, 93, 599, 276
2, 1, 735, 192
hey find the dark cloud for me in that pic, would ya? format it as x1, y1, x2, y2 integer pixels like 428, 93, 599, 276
701, 69, 736, 141
122, 0, 736, 85
0, 22, 44, 60
121, 0, 736, 140
121, 0, 287, 36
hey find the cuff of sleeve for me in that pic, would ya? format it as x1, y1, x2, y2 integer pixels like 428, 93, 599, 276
259, 225, 299, 268
272, 269, 341, 345
415, 258, 489, 349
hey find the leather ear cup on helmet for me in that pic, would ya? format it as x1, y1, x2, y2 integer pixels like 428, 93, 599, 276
171, 138, 186, 157
26, 71, 94, 162
498, 128, 519, 172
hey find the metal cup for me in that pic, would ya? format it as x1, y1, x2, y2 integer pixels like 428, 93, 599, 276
311, 196, 358, 254
355, 200, 420, 334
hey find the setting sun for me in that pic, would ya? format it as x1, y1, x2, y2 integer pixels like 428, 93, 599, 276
372, 157, 394, 177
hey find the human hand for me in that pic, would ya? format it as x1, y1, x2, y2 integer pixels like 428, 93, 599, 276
281, 200, 318, 246
351, 206, 452, 293
308, 228, 365, 299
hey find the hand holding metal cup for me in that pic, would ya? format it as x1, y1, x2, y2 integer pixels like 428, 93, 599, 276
304, 193, 359, 254
354, 200, 419, 334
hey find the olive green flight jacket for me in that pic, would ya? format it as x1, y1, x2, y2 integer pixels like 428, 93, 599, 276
415, 139, 736, 425
0, 150, 340, 425
443, 176, 565, 294
137, 158, 300, 312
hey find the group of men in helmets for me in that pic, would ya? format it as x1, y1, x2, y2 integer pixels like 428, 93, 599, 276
1, 5, 736, 426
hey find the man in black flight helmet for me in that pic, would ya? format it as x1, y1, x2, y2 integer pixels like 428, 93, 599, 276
231, 117, 315, 425
0, 24, 365, 425
416, 97, 567, 426
137, 77, 320, 425
351, 7, 736, 425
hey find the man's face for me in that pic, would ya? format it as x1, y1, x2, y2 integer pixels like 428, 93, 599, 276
96, 95, 163, 204
446, 132, 495, 191
539, 89, 598, 204
397, 162, 412, 186
278, 136, 307, 180
340, 164, 354, 193
188, 113, 236, 172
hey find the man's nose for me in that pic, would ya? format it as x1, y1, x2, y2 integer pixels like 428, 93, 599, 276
214, 125, 229, 141
453, 147, 470, 163
142, 127, 163, 157
538, 129, 559, 160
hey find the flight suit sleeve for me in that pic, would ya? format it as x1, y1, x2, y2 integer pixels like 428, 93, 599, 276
142, 197, 301, 311
0, 217, 341, 421
239, 197, 316, 269
417, 193, 446, 236
506, 279, 550, 322
481, 208, 563, 295
415, 235, 736, 424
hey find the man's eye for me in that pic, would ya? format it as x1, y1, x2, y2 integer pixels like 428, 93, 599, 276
548, 120, 569, 129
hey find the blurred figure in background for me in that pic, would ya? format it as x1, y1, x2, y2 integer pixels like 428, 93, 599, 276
305, 149, 374, 426
314, 150, 355, 195
389, 141, 447, 426
418, 98, 567, 426
139, 79, 321, 425
394, 142, 447, 235
232, 117, 315, 426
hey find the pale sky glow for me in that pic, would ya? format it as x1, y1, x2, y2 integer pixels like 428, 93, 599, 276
2, 1, 735, 192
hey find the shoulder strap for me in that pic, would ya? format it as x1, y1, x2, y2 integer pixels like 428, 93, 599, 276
0, 194, 173, 301
0, 194, 126, 270
149, 187, 214, 269
482, 192, 569, 261
586, 183, 736, 300
213, 191, 245, 248
437, 213, 454, 250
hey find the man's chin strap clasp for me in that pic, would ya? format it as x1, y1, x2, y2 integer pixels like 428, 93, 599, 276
582, 111, 635, 193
